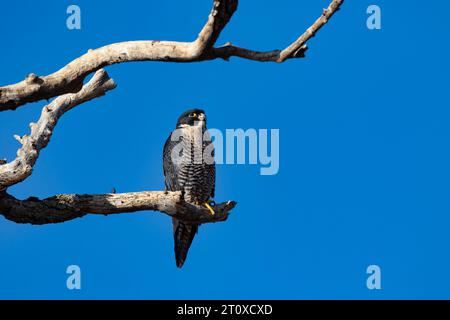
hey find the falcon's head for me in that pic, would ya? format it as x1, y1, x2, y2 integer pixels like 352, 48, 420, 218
176, 109, 206, 128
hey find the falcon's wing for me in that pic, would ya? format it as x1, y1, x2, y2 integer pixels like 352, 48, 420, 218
206, 160, 215, 199
164, 131, 199, 268
204, 137, 216, 199
163, 133, 180, 192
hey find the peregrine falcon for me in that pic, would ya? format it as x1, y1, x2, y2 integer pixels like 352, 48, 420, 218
163, 109, 215, 268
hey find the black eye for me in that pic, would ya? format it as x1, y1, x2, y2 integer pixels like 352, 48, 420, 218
188, 113, 197, 118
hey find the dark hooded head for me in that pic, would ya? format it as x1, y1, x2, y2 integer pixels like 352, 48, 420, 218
176, 108, 207, 127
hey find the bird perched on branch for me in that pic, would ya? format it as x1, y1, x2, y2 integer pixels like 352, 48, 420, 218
163, 109, 216, 268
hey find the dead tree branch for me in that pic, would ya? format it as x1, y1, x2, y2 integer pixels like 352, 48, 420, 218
0, 0, 344, 111
0, 0, 345, 225
0, 190, 236, 225
0, 67, 237, 225
0, 69, 116, 190
211, 0, 343, 62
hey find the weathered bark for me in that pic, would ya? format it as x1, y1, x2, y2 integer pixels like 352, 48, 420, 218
0, 0, 344, 111
0, 0, 345, 225
0, 190, 236, 225
0, 69, 116, 190
277, 0, 344, 62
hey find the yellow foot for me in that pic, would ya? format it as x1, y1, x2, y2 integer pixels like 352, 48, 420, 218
204, 201, 215, 216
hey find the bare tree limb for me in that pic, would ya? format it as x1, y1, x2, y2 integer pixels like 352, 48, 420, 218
0, 0, 343, 111
0, 0, 344, 225
0, 0, 238, 111
277, 0, 344, 62
210, 44, 289, 62
0, 190, 237, 225
195, 0, 238, 56
0, 69, 116, 190
0, 67, 237, 224
210, 0, 344, 62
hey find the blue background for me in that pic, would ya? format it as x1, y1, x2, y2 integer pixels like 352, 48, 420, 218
0, 0, 449, 299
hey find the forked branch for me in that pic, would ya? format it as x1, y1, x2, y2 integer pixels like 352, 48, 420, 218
0, 0, 344, 111
0, 0, 345, 224
0, 190, 236, 225
0, 69, 116, 190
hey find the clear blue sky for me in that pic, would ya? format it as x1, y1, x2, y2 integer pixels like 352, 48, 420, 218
1, 0, 449, 299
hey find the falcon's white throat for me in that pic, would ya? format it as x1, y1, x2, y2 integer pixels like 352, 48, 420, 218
177, 120, 205, 129
194, 119, 206, 128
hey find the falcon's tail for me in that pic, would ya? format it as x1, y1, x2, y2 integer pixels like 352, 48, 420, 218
172, 218, 199, 268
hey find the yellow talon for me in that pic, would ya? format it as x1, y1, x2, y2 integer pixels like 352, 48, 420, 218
204, 202, 215, 216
